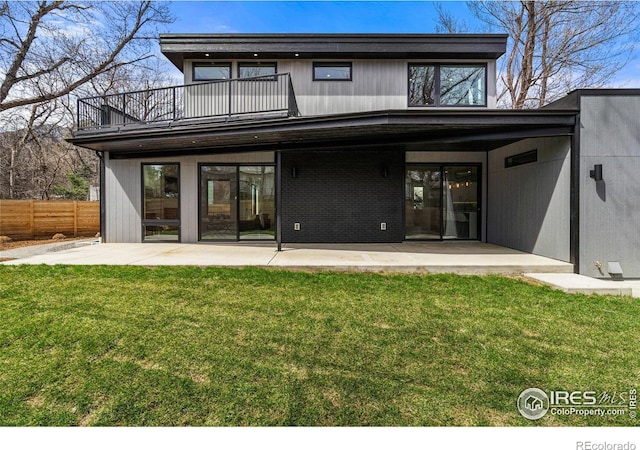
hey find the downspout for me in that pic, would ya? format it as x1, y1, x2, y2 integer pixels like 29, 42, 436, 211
275, 150, 282, 251
485, 149, 489, 243
95, 151, 106, 243
570, 111, 580, 273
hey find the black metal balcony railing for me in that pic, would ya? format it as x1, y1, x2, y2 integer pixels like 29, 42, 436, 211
76, 73, 300, 131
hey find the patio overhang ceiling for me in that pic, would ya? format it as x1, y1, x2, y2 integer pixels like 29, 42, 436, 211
68, 109, 577, 158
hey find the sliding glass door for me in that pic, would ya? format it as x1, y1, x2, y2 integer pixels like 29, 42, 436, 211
142, 164, 180, 242
405, 164, 479, 240
199, 165, 275, 241
405, 165, 442, 239
200, 166, 237, 240
442, 166, 479, 239
239, 166, 275, 240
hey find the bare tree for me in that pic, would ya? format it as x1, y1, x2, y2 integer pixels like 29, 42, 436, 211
0, 100, 98, 199
0, 1, 172, 113
0, 56, 178, 200
0, 1, 175, 200
434, 3, 469, 34
438, 1, 640, 108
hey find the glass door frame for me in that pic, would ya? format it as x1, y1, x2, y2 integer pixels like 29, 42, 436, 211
198, 163, 276, 242
404, 162, 482, 241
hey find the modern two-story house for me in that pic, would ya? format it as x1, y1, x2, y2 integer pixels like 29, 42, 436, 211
68, 34, 640, 278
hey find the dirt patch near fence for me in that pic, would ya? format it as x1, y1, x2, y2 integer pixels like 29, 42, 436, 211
0, 237, 89, 252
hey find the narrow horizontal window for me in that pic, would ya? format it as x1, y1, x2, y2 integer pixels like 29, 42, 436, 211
313, 62, 352, 81
238, 62, 277, 79
505, 150, 538, 168
193, 62, 231, 81
143, 225, 179, 241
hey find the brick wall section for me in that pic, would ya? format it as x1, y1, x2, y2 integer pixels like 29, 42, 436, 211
281, 150, 404, 243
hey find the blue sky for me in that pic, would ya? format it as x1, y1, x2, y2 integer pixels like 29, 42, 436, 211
165, 1, 640, 87
169, 1, 471, 34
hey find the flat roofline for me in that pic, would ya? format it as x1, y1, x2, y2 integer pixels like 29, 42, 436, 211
544, 88, 640, 110
567, 88, 640, 96
160, 33, 509, 39
160, 33, 508, 70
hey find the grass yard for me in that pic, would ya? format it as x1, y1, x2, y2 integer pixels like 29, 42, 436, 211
0, 265, 638, 426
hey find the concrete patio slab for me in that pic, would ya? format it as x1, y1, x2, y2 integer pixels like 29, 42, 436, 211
1, 241, 574, 275
0, 238, 97, 260
271, 242, 574, 274
525, 273, 637, 297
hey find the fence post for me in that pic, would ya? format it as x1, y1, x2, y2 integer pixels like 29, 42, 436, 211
29, 200, 35, 240
73, 201, 78, 237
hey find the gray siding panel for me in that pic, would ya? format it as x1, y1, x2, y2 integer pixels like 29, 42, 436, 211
184, 59, 498, 114
281, 59, 408, 115
487, 137, 571, 262
104, 152, 274, 243
579, 96, 640, 277
105, 158, 141, 243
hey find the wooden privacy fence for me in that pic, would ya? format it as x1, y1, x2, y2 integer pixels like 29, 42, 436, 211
0, 200, 100, 240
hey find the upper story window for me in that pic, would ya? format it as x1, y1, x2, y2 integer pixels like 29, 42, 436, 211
193, 62, 231, 81
408, 65, 436, 106
313, 62, 352, 81
409, 64, 486, 107
238, 62, 277, 79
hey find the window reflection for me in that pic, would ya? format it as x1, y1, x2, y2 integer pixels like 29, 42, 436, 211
199, 165, 275, 241
408, 64, 486, 106
193, 62, 231, 81
440, 66, 485, 106
142, 164, 180, 241
408, 65, 436, 106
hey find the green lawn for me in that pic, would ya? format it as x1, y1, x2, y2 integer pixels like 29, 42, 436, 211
0, 265, 637, 426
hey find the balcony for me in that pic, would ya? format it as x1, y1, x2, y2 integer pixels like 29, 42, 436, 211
75, 73, 300, 133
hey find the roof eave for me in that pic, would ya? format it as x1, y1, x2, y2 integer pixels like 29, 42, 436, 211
67, 109, 577, 156
159, 33, 509, 71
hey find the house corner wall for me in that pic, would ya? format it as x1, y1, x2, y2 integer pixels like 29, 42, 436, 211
487, 137, 571, 262
104, 155, 142, 243
579, 95, 640, 278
